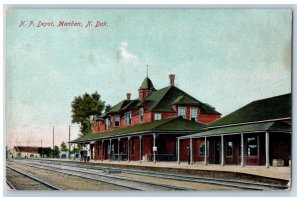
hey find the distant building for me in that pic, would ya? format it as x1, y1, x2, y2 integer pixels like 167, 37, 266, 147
11, 146, 51, 158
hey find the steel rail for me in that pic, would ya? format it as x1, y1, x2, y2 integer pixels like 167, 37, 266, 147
6, 179, 16, 190
6, 165, 61, 190
25, 159, 288, 190
10, 160, 196, 191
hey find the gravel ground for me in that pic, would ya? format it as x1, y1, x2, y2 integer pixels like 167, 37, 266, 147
120, 173, 240, 191
7, 162, 131, 191
6, 168, 52, 190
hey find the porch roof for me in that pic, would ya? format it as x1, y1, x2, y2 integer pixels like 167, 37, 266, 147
179, 121, 291, 139
71, 117, 206, 143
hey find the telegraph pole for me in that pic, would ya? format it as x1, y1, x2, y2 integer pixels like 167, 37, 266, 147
41, 139, 43, 158
52, 126, 54, 158
69, 125, 71, 159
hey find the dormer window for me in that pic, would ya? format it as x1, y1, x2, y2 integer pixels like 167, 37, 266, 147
114, 115, 120, 127
125, 112, 132, 126
105, 118, 111, 130
139, 108, 144, 123
154, 113, 162, 120
178, 106, 186, 119
190, 107, 198, 121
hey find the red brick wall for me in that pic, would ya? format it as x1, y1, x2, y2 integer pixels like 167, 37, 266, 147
162, 112, 176, 119
144, 112, 153, 122
180, 139, 190, 161
199, 114, 221, 124
139, 89, 153, 100
142, 135, 153, 161
157, 135, 176, 154
131, 114, 140, 126
244, 133, 264, 166
193, 139, 205, 162
94, 140, 104, 160
223, 135, 240, 165
92, 108, 220, 133
129, 137, 140, 161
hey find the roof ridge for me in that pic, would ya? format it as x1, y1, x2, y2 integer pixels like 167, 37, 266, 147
251, 93, 291, 103
172, 86, 202, 103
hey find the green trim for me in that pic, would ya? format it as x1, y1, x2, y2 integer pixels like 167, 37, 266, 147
71, 117, 206, 143
180, 121, 291, 139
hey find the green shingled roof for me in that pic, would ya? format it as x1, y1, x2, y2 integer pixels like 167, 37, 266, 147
209, 93, 291, 127
172, 96, 201, 105
180, 121, 291, 139
107, 80, 220, 115
147, 86, 221, 114
139, 77, 156, 90
108, 100, 132, 113
71, 117, 207, 143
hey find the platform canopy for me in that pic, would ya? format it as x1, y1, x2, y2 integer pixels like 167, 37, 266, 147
179, 121, 291, 139
70, 116, 206, 144
209, 93, 291, 128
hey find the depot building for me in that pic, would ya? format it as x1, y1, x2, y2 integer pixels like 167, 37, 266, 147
70, 75, 291, 168
71, 74, 221, 162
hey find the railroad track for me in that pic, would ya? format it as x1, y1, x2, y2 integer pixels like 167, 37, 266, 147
6, 179, 15, 190
6, 165, 61, 190
9, 160, 195, 191
19, 159, 288, 191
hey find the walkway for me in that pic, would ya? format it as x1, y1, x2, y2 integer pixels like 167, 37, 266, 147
50, 158, 291, 181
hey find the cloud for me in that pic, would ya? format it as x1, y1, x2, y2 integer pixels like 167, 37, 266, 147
116, 42, 138, 62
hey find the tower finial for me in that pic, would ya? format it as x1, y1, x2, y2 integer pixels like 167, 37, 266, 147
146, 64, 149, 77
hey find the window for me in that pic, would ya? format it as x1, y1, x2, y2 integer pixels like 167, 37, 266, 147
154, 113, 162, 120
190, 107, 198, 121
226, 141, 233, 157
247, 136, 258, 156
114, 115, 120, 127
125, 112, 132, 126
199, 144, 205, 156
178, 107, 186, 118
105, 118, 111, 130
139, 108, 144, 122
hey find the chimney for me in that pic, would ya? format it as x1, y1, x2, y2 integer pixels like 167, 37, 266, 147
126, 93, 131, 100
169, 74, 175, 86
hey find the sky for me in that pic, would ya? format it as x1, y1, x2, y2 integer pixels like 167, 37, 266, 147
5, 9, 292, 148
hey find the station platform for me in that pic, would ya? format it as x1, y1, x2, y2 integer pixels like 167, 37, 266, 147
42, 158, 291, 182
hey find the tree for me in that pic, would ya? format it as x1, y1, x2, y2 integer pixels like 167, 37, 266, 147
71, 91, 105, 135
105, 104, 112, 113
60, 141, 68, 152
52, 145, 60, 158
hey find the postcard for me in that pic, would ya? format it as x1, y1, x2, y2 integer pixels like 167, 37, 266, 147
5, 8, 292, 193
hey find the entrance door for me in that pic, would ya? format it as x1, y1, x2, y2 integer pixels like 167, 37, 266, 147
215, 140, 220, 164
156, 136, 166, 154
